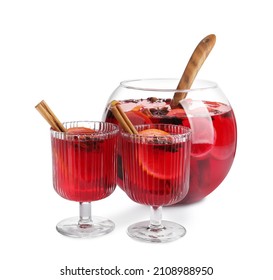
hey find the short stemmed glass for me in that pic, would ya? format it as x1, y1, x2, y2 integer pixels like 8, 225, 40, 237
51, 121, 119, 238
120, 124, 191, 243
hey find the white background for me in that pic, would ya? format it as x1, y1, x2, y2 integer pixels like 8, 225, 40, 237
1, 0, 272, 279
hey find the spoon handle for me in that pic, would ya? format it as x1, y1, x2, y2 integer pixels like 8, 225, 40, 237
171, 34, 216, 108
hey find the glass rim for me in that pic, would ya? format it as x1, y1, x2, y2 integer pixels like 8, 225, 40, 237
119, 78, 218, 92
50, 121, 119, 137
121, 124, 192, 141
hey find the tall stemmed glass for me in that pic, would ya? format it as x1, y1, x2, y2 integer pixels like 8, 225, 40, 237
51, 121, 119, 238
120, 124, 191, 243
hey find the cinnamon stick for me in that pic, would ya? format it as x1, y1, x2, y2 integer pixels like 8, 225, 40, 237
110, 101, 138, 134
171, 34, 216, 108
35, 100, 66, 132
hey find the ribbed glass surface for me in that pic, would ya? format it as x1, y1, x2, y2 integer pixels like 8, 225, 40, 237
51, 121, 119, 202
121, 124, 191, 207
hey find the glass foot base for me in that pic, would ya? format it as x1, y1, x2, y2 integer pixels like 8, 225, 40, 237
56, 216, 115, 238
127, 220, 186, 243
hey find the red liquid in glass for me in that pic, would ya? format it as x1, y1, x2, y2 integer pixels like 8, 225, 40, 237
121, 135, 190, 207
51, 133, 117, 202
105, 98, 237, 203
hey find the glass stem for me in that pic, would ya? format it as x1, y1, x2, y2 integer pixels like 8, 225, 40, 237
149, 206, 163, 230
78, 202, 92, 228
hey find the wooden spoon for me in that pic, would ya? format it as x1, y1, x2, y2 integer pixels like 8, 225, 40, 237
170, 34, 216, 108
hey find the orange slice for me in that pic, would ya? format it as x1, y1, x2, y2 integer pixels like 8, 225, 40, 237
166, 108, 186, 118
138, 128, 177, 179
138, 128, 169, 136
125, 111, 152, 125
67, 127, 95, 135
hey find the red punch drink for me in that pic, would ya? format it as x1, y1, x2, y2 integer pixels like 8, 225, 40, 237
49, 121, 119, 238
51, 122, 118, 202
121, 125, 191, 206
104, 84, 237, 204
121, 124, 191, 242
